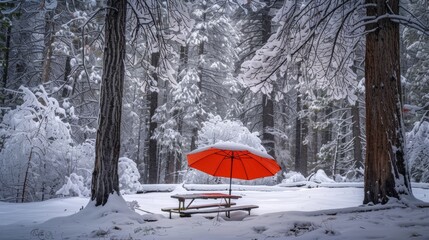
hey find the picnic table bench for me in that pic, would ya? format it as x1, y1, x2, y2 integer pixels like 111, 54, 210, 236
179, 204, 259, 218
161, 202, 237, 218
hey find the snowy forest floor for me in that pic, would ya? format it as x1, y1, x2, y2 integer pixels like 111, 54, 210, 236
0, 183, 429, 240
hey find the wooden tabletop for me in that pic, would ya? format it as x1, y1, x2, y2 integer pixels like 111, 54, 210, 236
171, 193, 242, 200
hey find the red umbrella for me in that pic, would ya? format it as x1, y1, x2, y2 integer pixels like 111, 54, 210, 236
187, 142, 281, 195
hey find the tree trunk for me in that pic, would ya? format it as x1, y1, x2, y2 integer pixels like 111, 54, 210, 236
61, 56, 72, 98
147, 52, 160, 184
41, 11, 55, 83
311, 109, 319, 169
294, 94, 302, 173
137, 106, 146, 182
301, 100, 308, 176
1, 25, 11, 113
363, 0, 412, 204
262, 94, 275, 157
21, 147, 34, 203
351, 100, 364, 170
90, 0, 126, 206
191, 13, 205, 151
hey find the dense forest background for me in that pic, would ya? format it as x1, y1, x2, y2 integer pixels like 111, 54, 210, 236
0, 0, 427, 203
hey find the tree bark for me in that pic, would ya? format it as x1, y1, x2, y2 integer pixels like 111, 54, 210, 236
41, 11, 55, 83
262, 94, 275, 157
1, 25, 11, 112
147, 52, 160, 184
91, 0, 126, 206
61, 56, 72, 98
363, 0, 412, 204
294, 94, 302, 173
351, 100, 364, 170
301, 99, 308, 176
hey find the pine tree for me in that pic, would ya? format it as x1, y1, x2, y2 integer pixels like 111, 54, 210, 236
363, 0, 412, 204
90, 0, 126, 206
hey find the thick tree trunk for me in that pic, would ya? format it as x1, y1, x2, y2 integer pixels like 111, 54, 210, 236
147, 52, 160, 184
364, 0, 412, 204
90, 0, 126, 206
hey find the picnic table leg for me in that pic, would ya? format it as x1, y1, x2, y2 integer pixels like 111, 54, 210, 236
186, 199, 195, 209
226, 198, 232, 218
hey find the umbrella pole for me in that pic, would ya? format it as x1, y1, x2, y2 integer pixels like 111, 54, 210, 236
228, 153, 234, 217
229, 154, 234, 197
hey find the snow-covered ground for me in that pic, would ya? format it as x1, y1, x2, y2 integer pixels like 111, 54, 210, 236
0, 183, 428, 240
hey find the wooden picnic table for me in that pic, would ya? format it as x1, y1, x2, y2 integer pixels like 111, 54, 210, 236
162, 193, 258, 218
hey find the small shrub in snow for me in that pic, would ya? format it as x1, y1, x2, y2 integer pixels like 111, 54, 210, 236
126, 200, 140, 211
118, 157, 143, 194
282, 171, 306, 183
0, 86, 74, 201
56, 173, 90, 197
307, 169, 335, 183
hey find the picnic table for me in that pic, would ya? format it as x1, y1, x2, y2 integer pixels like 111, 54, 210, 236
161, 193, 258, 218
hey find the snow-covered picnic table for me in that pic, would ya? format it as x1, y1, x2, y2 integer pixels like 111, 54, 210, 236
162, 192, 258, 218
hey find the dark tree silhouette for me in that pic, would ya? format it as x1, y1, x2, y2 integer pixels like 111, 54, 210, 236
91, 0, 127, 206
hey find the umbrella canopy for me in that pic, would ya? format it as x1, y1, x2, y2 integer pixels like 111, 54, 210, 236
187, 142, 281, 194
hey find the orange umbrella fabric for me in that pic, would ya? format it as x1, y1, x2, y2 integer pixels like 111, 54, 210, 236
187, 142, 281, 182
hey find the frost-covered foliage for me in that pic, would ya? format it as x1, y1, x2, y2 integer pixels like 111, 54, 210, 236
307, 169, 335, 183
197, 114, 266, 152
342, 168, 364, 182
0, 86, 73, 202
406, 121, 429, 182
54, 2, 102, 143
402, 0, 429, 127
57, 156, 143, 197
153, 67, 206, 182
154, 68, 205, 153
282, 171, 306, 183
187, 0, 242, 115
240, 1, 362, 105
55, 139, 95, 197
118, 157, 143, 194
56, 173, 90, 197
